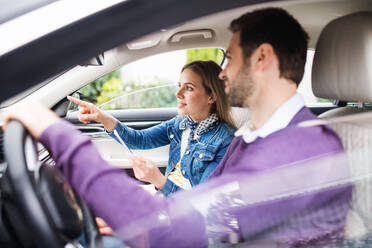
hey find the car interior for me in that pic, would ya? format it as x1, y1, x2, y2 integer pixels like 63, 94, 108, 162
0, 0, 372, 247
2, 0, 369, 173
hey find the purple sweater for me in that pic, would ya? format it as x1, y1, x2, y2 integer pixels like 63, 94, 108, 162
40, 107, 352, 247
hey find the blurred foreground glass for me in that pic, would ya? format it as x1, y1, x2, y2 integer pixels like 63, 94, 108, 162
113, 150, 357, 247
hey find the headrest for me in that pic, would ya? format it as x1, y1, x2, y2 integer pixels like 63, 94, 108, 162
312, 12, 372, 102
231, 107, 250, 129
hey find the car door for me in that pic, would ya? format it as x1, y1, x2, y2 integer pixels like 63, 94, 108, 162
66, 105, 177, 177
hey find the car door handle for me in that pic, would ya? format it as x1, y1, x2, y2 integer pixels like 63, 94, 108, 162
77, 126, 108, 138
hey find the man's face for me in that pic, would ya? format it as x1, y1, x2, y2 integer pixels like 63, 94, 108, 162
219, 32, 256, 108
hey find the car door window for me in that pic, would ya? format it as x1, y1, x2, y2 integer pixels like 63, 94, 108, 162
69, 48, 224, 111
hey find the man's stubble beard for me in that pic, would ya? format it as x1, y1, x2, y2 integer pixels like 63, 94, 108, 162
228, 66, 255, 108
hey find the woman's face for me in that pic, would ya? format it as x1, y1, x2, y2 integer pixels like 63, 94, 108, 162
176, 68, 214, 122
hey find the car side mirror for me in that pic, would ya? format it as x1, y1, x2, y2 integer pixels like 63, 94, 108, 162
67, 92, 82, 113
52, 98, 70, 118
52, 92, 81, 117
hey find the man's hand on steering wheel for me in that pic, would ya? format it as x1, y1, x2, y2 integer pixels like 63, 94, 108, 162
2, 102, 61, 138
2, 102, 104, 247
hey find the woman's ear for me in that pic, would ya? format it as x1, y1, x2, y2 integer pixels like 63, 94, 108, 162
208, 94, 216, 104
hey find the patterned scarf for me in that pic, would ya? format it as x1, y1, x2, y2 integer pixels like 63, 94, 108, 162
180, 113, 219, 136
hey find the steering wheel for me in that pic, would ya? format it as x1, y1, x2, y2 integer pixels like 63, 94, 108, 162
1, 120, 103, 248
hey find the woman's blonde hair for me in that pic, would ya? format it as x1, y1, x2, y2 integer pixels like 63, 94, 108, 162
182, 60, 237, 130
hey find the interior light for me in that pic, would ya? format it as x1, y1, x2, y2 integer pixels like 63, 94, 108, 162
127, 39, 160, 50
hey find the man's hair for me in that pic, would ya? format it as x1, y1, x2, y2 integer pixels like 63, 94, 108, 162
229, 7, 309, 86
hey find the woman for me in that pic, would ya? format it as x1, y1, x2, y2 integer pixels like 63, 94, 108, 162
68, 60, 236, 196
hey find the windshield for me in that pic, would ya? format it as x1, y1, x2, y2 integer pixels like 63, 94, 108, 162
0, 0, 59, 24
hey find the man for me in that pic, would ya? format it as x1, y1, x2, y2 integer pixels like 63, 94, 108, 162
4, 7, 351, 248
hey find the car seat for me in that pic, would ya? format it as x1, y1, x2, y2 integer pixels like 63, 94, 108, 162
312, 11, 372, 241
231, 107, 250, 129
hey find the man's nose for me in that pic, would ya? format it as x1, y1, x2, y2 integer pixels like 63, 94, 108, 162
219, 69, 227, 81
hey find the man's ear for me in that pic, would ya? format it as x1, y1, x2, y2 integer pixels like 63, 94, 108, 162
252, 43, 274, 71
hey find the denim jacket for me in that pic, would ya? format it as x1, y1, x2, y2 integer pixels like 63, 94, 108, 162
110, 116, 235, 196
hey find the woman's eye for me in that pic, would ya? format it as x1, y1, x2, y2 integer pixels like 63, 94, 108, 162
186, 86, 193, 91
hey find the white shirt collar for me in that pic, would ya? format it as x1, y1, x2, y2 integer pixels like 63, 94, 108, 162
235, 93, 305, 143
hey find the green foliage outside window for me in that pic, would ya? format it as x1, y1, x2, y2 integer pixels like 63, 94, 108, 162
80, 70, 121, 104
317, 98, 332, 103
96, 77, 123, 106
98, 81, 177, 110
140, 84, 177, 109
186, 48, 224, 64
76, 48, 224, 110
